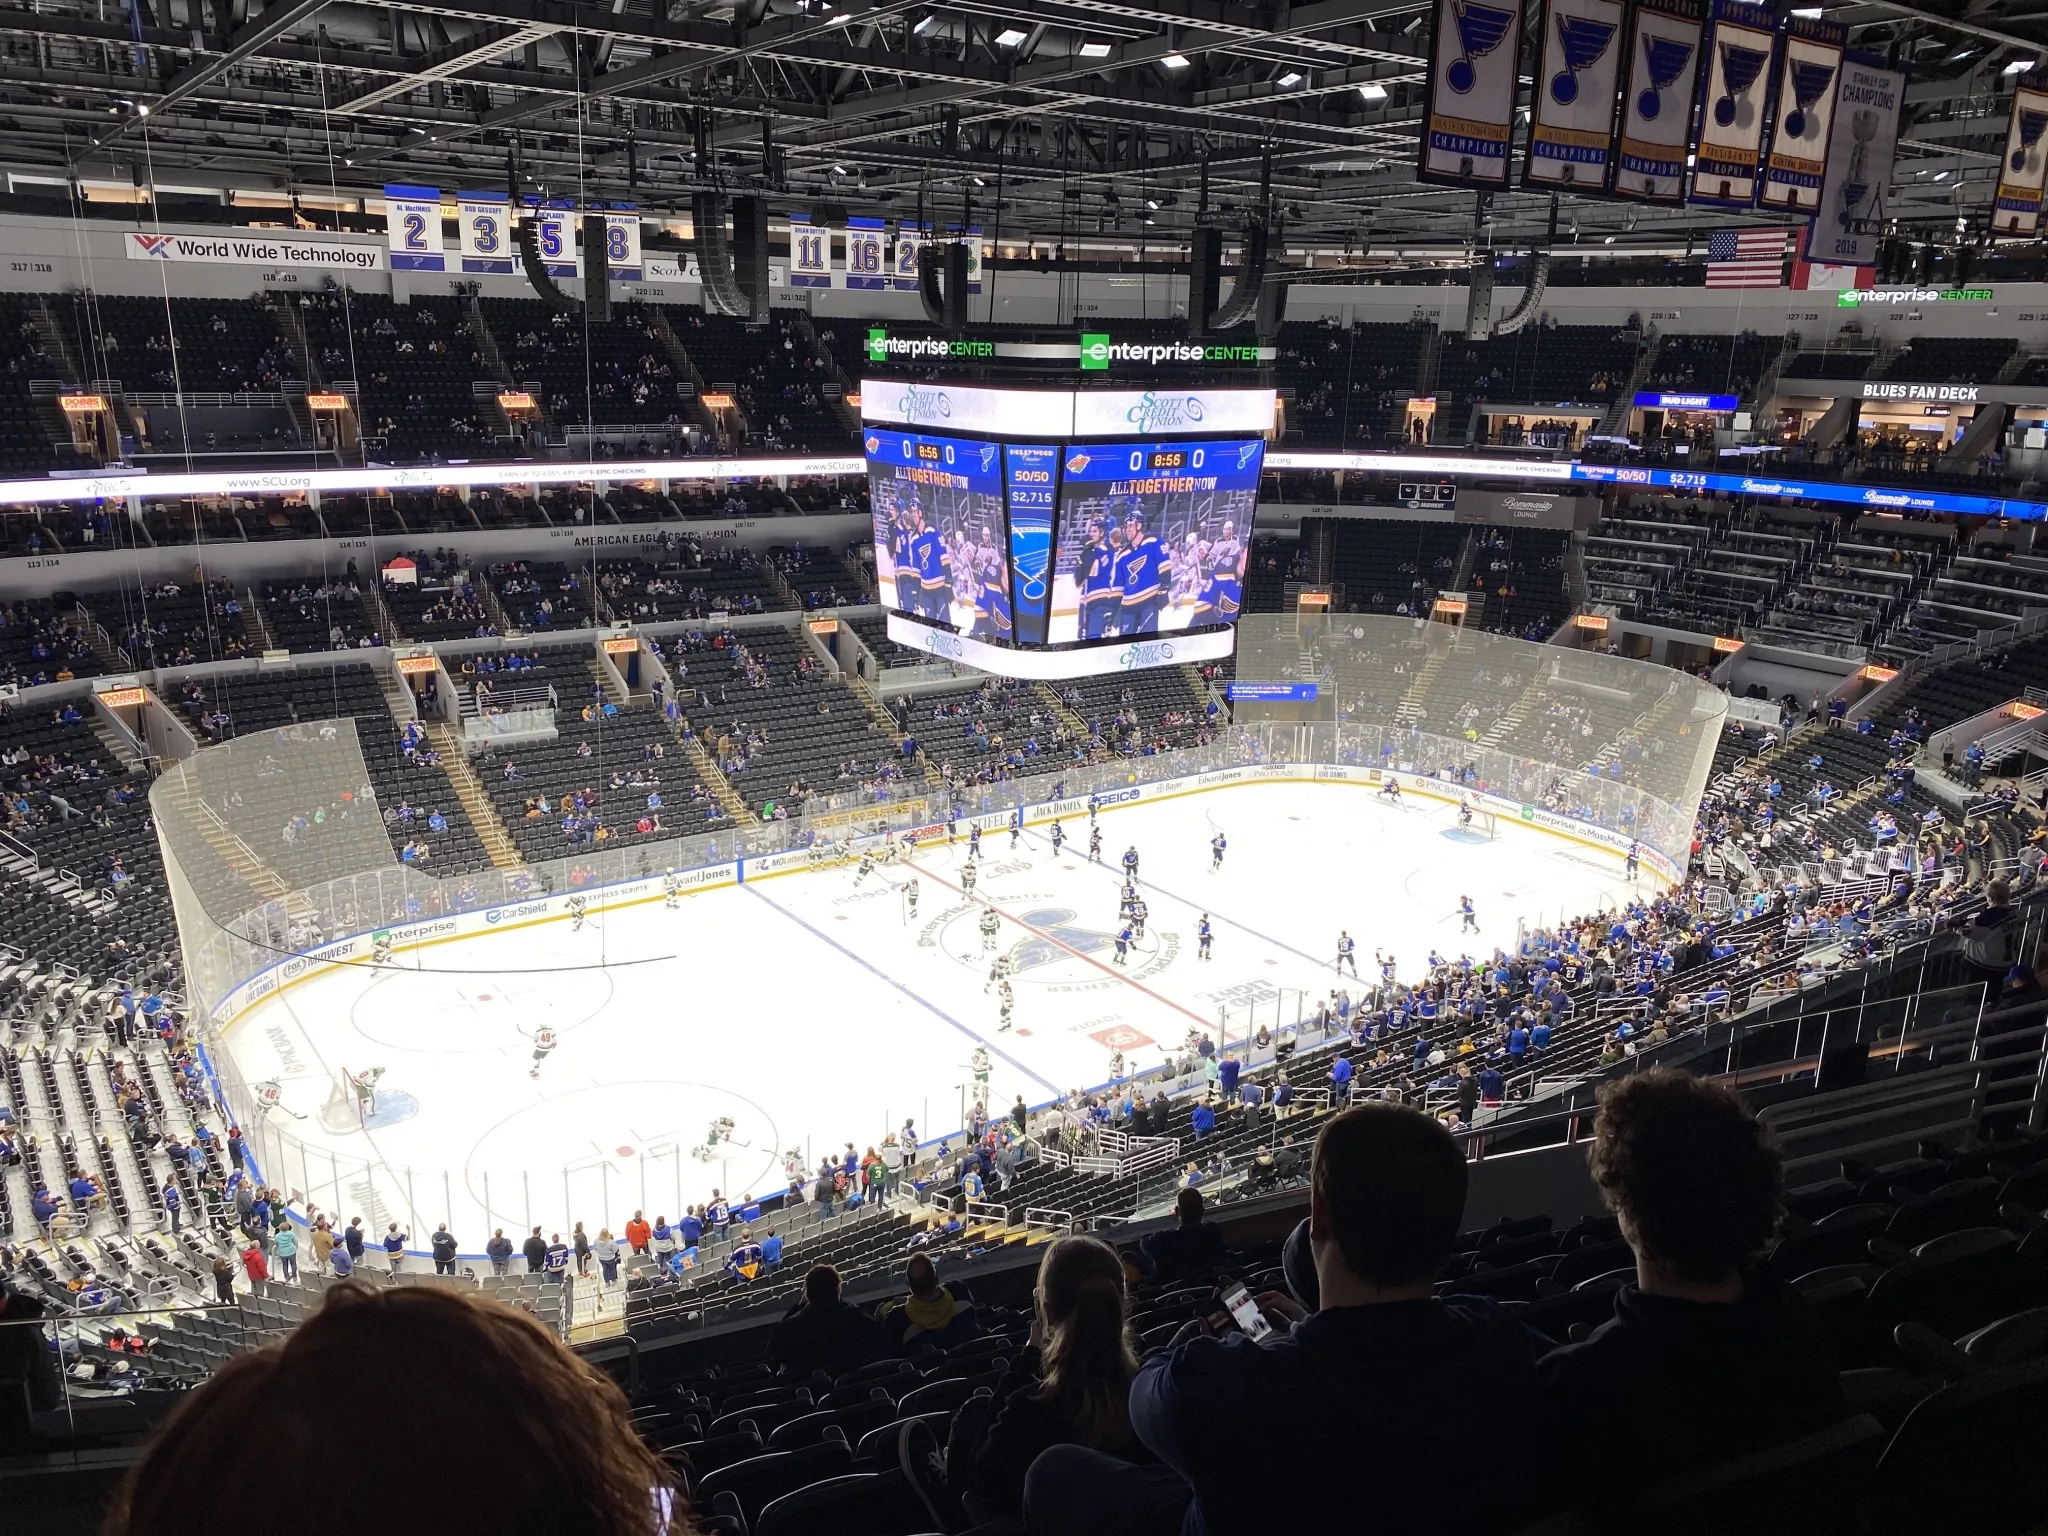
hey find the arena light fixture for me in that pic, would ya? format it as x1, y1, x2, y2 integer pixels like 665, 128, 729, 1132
996, 26, 1027, 45
913, 13, 939, 33
1791, 5, 1823, 16
1162, 52, 1190, 68
2005, 57, 2035, 75
1079, 40, 1112, 57
1277, 70, 1304, 87
1358, 82, 1388, 101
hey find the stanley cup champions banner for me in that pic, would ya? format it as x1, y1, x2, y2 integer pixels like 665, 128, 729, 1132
383, 185, 445, 272
1419, 0, 1527, 188
1609, 0, 1706, 203
1802, 56, 1902, 267
1526, 0, 1626, 190
1994, 85, 2048, 238
1758, 14, 1847, 212
1689, 0, 1778, 206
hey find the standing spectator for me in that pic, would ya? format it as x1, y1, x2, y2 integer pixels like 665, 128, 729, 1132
486, 1229, 514, 1277
227, 1125, 245, 1172
161, 1182, 181, 1235
342, 1218, 366, 1266
1329, 1051, 1353, 1105
650, 1216, 676, 1267
310, 1221, 335, 1273
594, 1228, 621, 1285
211, 1253, 236, 1304
1536, 1069, 1844, 1510
522, 1226, 547, 1273
572, 1223, 591, 1277
272, 1221, 299, 1282
329, 1240, 354, 1279
1028, 1104, 1548, 1535
543, 1233, 570, 1281
430, 1224, 459, 1276
624, 1210, 651, 1263
382, 1224, 409, 1277
240, 1240, 269, 1297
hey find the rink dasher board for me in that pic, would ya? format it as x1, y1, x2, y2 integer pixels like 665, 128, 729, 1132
206, 767, 1680, 1035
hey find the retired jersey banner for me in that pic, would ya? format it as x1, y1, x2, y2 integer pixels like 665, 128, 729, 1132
1802, 56, 1902, 268
1610, 0, 1706, 203
1758, 15, 1846, 212
891, 223, 924, 292
788, 214, 833, 288
458, 192, 513, 275
603, 209, 642, 281
1419, 0, 1526, 188
1994, 85, 2048, 238
846, 217, 887, 291
1526, 0, 1626, 191
522, 199, 577, 280
383, 185, 445, 272
952, 226, 984, 293
1689, 0, 1777, 207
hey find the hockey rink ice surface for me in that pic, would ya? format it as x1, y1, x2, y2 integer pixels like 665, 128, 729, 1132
221, 782, 1645, 1240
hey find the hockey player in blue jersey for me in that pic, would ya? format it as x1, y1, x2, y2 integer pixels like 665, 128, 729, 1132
1077, 519, 1122, 640
1460, 895, 1478, 934
972, 556, 1014, 643
1114, 508, 1171, 634
1625, 841, 1640, 881
1122, 845, 1140, 880
1197, 913, 1213, 960
1210, 831, 1227, 871
1113, 924, 1132, 965
1336, 930, 1358, 977
1010, 806, 1024, 850
908, 507, 952, 622
1049, 820, 1065, 856
889, 501, 918, 613
968, 823, 981, 859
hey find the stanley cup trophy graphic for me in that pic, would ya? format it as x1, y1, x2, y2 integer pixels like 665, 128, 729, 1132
1835, 108, 1880, 235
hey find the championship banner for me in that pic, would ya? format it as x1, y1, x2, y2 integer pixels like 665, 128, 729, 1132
846, 217, 887, 290
458, 191, 513, 275
955, 225, 984, 293
1419, 0, 1525, 187
383, 184, 445, 272
1526, 0, 1626, 191
1610, 0, 1706, 203
1802, 56, 1902, 268
522, 199, 578, 280
1758, 14, 1846, 212
1993, 85, 2048, 238
788, 213, 833, 288
603, 208, 643, 282
1689, 0, 1777, 207
891, 223, 924, 291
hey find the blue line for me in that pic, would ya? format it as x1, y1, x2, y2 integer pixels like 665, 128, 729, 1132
742, 883, 1063, 1097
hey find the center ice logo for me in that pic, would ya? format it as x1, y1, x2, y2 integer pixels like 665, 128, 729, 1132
1006, 907, 1120, 973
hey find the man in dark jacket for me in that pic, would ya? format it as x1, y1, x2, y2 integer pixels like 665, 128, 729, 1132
771, 1264, 880, 1377
430, 1224, 460, 1276
522, 1226, 548, 1273
1028, 1104, 1549, 1536
1139, 1188, 1226, 1282
1536, 1069, 1844, 1512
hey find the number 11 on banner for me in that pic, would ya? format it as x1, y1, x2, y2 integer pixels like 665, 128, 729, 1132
789, 213, 834, 289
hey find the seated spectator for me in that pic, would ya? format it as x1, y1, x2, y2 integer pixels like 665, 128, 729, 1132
879, 1252, 978, 1354
102, 1282, 674, 1533
1138, 1187, 1227, 1282
1536, 1069, 1844, 1511
770, 1263, 880, 1378
917, 1235, 1152, 1526
1027, 1104, 1548, 1535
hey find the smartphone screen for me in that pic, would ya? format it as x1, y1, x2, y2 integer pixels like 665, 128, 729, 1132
1220, 1282, 1272, 1342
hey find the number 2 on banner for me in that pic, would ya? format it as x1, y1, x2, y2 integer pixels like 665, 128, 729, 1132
401, 212, 428, 250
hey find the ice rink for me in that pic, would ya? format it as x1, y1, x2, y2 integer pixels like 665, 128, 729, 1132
219, 781, 1643, 1244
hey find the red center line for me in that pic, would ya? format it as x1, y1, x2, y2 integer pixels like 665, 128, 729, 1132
904, 853, 1214, 1032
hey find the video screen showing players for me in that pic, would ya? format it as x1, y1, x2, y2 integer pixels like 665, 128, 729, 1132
1048, 439, 1265, 644
865, 427, 1010, 638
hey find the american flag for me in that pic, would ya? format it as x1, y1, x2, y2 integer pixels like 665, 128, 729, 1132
1705, 229, 1789, 289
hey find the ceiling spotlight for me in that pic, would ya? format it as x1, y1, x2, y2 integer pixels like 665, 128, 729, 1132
1935, 169, 1952, 181
2005, 57, 2036, 75
828, 11, 851, 23
913, 13, 938, 33
1079, 40, 1112, 58
1161, 52, 1190, 68
1790, 5, 1822, 16
1604, 234, 1616, 244
1278, 70, 1304, 87
996, 26, 1027, 45
1358, 82, 1388, 102
971, 174, 986, 186
1145, 197, 1160, 209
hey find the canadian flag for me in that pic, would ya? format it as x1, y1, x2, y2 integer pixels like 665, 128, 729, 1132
1791, 260, 1876, 291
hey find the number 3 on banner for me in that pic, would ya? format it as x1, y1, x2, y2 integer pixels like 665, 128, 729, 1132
471, 214, 500, 254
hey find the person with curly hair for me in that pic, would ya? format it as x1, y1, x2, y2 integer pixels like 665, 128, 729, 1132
103, 1281, 680, 1535
1537, 1067, 1844, 1505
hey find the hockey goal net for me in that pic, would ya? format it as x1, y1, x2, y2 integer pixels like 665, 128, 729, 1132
319, 1067, 376, 1133
1462, 809, 1497, 840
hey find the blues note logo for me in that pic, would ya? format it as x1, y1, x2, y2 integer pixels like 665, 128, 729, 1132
1636, 32, 1695, 121
1712, 40, 1770, 130
2012, 107, 2048, 173
1550, 11, 1618, 106
1447, 0, 1516, 94
1780, 58, 1837, 140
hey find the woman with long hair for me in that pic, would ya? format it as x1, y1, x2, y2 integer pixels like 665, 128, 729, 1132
964, 1234, 1149, 1520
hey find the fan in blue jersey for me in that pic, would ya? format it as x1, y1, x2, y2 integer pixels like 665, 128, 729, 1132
1077, 519, 1122, 640
1115, 508, 1171, 634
